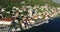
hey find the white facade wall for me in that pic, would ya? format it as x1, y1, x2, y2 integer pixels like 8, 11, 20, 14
0, 21, 12, 25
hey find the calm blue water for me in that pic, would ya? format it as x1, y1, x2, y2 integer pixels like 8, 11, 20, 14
21, 17, 60, 32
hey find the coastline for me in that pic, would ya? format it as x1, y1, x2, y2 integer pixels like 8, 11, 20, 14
33, 14, 60, 27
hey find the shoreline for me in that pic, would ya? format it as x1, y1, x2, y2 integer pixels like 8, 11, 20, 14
33, 14, 60, 27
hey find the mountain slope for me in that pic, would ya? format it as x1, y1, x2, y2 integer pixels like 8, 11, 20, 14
0, 0, 60, 9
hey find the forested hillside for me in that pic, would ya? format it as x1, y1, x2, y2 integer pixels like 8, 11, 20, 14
0, 0, 60, 10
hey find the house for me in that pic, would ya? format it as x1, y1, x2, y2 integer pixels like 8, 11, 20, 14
0, 17, 16, 25
29, 19, 35, 25
28, 8, 33, 17
15, 11, 19, 17
13, 6, 16, 9
16, 8, 19, 10
1, 8, 5, 12
32, 15, 39, 19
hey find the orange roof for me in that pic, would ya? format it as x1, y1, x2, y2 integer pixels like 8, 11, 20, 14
0, 17, 16, 21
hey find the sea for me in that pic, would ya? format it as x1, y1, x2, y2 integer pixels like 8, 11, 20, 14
20, 17, 60, 32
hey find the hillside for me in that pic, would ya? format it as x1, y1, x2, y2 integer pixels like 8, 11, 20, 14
0, 0, 60, 10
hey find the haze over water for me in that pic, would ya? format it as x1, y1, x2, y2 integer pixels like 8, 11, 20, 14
52, 0, 60, 4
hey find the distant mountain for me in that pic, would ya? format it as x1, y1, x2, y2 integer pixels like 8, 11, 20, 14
52, 0, 60, 4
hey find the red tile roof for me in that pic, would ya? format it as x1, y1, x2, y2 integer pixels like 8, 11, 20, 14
0, 17, 16, 21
